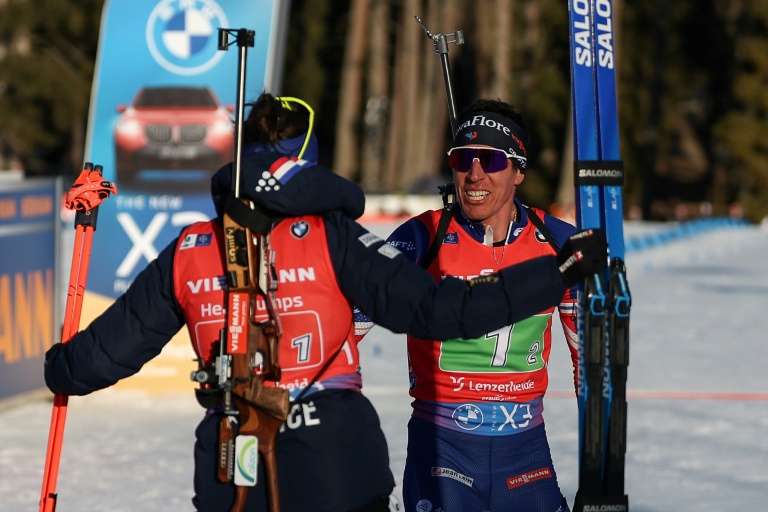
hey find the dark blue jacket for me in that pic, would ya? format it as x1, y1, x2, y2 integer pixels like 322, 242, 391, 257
45, 152, 567, 396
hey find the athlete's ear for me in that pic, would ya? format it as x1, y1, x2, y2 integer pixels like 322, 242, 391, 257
514, 169, 525, 186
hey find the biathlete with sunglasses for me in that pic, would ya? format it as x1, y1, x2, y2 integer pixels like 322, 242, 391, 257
44, 93, 605, 511
379, 98, 592, 512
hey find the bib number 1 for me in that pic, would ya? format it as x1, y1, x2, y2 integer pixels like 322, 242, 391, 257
439, 314, 551, 373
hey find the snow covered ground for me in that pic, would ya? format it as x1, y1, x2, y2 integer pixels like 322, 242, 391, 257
2, 219, 767, 512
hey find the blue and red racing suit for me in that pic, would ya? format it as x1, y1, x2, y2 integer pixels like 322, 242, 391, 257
383, 200, 577, 512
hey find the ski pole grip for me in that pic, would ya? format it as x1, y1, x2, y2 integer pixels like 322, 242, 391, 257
66, 162, 117, 228
74, 208, 99, 229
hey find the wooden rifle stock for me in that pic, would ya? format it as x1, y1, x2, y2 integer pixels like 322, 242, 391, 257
221, 210, 289, 512
230, 327, 289, 512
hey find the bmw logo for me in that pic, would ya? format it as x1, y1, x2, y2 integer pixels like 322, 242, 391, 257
146, 0, 229, 75
291, 220, 309, 239
452, 404, 483, 430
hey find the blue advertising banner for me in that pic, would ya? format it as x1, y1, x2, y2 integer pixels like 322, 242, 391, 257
85, 0, 286, 298
0, 179, 59, 400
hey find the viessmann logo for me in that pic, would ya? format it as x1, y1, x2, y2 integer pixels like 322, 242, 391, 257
146, 0, 229, 75
506, 467, 552, 489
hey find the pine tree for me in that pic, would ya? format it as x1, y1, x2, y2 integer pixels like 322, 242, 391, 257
0, 0, 104, 175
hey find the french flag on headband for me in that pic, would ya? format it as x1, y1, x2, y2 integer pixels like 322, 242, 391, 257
269, 156, 315, 183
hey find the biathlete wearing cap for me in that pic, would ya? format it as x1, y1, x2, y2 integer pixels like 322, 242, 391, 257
389, 202, 577, 511
380, 102, 578, 511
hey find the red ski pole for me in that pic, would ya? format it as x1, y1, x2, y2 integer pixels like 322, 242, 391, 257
39, 163, 117, 512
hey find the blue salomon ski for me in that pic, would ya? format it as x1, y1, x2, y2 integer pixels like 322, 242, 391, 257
568, 0, 631, 510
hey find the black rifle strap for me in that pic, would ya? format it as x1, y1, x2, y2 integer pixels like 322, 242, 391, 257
523, 205, 561, 252
225, 193, 283, 235
420, 193, 561, 269
420, 183, 456, 269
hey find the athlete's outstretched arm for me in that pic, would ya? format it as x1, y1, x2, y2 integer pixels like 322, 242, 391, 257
325, 212, 567, 341
44, 242, 186, 396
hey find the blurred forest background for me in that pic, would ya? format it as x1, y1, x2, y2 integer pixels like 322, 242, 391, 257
1, 0, 766, 222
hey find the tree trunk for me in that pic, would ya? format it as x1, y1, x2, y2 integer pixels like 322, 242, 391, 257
333, 0, 371, 180
383, 0, 422, 191
360, 0, 390, 191
418, 0, 462, 191
405, 0, 441, 192
556, 103, 575, 216
495, 0, 513, 100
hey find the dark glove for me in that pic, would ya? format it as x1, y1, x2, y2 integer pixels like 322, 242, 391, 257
557, 228, 608, 287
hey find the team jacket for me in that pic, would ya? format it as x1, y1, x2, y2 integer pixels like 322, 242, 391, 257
388, 201, 578, 435
173, 217, 362, 396
44, 152, 570, 400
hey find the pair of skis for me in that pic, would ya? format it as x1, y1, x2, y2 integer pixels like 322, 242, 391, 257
568, 0, 631, 511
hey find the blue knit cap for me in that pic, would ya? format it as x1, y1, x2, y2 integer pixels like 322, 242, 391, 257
242, 131, 319, 163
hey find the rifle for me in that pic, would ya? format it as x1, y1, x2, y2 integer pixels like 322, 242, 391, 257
214, 28, 290, 512
218, 226, 289, 512
414, 16, 463, 269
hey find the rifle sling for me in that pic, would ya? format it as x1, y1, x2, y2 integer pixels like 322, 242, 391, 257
420, 187, 560, 269
420, 183, 456, 269
225, 193, 283, 235
523, 205, 560, 252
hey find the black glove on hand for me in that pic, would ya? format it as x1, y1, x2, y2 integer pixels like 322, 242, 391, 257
557, 228, 608, 287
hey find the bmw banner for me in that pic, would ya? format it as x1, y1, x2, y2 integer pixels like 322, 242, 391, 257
79, 0, 288, 393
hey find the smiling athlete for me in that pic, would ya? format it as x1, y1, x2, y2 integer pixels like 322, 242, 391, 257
382, 99, 580, 512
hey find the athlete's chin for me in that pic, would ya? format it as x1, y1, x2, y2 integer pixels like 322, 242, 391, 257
461, 203, 493, 221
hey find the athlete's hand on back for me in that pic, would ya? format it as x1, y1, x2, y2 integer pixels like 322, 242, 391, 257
557, 228, 608, 287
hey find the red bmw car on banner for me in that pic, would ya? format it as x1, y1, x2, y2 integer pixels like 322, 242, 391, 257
113, 86, 234, 186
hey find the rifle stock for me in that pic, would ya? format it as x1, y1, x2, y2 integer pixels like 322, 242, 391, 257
230, 339, 289, 512
220, 209, 289, 512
